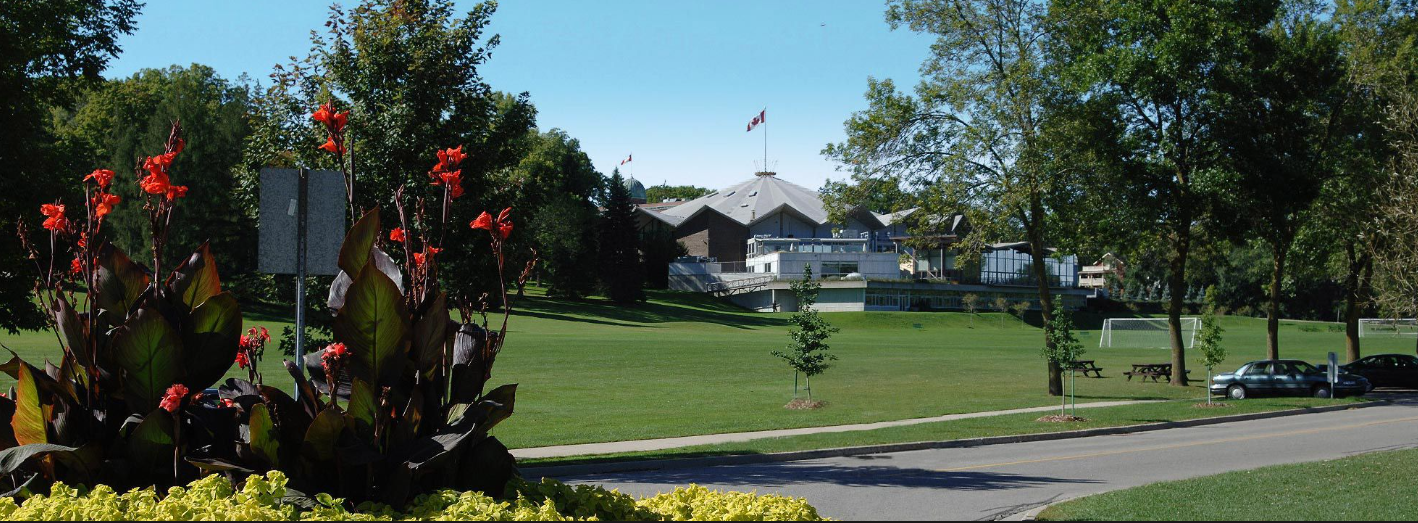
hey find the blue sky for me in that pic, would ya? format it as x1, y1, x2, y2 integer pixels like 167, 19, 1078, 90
104, 1, 935, 192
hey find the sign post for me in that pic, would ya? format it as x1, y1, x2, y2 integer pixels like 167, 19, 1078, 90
1328, 351, 1339, 398
259, 168, 346, 381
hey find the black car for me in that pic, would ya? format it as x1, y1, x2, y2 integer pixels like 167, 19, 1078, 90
1210, 359, 1369, 400
1340, 354, 1418, 389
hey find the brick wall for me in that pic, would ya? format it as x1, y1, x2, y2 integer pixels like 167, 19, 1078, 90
675, 212, 749, 263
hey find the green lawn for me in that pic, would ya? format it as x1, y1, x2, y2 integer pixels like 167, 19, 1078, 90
2, 288, 1411, 450
1037, 447, 1418, 521
522, 397, 1360, 467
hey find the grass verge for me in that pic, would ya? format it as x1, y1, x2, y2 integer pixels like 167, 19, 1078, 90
521, 397, 1366, 468
1037, 445, 1418, 521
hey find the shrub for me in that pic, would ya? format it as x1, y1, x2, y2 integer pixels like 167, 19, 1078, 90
0, 472, 826, 521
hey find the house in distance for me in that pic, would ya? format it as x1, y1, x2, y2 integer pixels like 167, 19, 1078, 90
631, 171, 1088, 312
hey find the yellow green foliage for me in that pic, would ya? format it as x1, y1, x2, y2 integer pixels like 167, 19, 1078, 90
0, 472, 826, 521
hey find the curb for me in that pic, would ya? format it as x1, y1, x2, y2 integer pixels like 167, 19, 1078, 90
525, 400, 1389, 479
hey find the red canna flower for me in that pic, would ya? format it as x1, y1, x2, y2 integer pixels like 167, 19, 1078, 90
470, 211, 493, 232
235, 351, 250, 369
85, 169, 115, 189
449, 182, 464, 199
499, 221, 513, 239
92, 192, 121, 218
312, 103, 334, 126
498, 207, 512, 223
390, 227, 406, 243
432, 145, 466, 172
321, 342, 348, 373
412, 251, 426, 267
319, 136, 345, 154
259, 326, 270, 342
160, 383, 189, 413
70, 257, 83, 275
140, 169, 170, 196
221, 398, 235, 408
40, 204, 68, 232
165, 185, 189, 201
76, 233, 87, 249
333, 111, 348, 132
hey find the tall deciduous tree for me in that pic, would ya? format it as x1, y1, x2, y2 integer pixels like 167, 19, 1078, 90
644, 184, 711, 204
773, 265, 840, 402
600, 169, 644, 303
1213, 5, 1346, 360
509, 130, 603, 297
1051, 0, 1281, 386
824, 0, 1099, 395
0, 0, 140, 333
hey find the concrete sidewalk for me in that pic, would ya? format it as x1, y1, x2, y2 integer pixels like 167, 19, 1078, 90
511, 400, 1162, 459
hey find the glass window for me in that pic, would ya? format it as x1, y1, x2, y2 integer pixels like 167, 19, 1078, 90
1245, 363, 1273, 376
1289, 362, 1318, 374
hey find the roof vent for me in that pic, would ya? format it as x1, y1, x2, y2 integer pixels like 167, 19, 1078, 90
748, 191, 758, 197
724, 191, 736, 197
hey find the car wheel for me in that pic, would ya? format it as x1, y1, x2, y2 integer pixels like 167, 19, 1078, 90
1228, 385, 1247, 400
1313, 385, 1332, 399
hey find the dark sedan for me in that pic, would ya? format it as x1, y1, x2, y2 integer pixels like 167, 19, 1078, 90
1210, 360, 1368, 400
1341, 354, 1418, 389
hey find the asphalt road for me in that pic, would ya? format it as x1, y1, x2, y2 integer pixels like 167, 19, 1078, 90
548, 397, 1418, 521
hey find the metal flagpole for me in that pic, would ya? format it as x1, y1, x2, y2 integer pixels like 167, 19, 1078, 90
763, 107, 768, 172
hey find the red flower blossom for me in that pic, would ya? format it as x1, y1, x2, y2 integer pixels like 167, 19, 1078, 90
390, 228, 406, 243
312, 102, 348, 133
160, 383, 189, 413
165, 185, 189, 201
235, 351, 250, 369
499, 221, 513, 238
321, 343, 348, 373
76, 233, 87, 249
319, 136, 345, 154
70, 257, 83, 275
411, 251, 426, 267
449, 182, 464, 199
470, 211, 493, 232
40, 204, 68, 232
92, 192, 121, 218
221, 398, 235, 408
84, 169, 115, 189
433, 145, 466, 172
259, 326, 270, 341
470, 207, 513, 240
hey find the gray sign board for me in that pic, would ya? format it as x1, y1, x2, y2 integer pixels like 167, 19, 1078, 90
258, 168, 346, 276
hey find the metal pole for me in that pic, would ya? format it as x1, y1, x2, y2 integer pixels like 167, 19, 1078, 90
763, 107, 768, 172
295, 168, 309, 381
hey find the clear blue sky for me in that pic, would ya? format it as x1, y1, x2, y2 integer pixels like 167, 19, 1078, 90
104, 1, 934, 192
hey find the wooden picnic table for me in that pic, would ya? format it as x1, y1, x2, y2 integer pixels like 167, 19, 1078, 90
1124, 363, 1191, 383
1067, 360, 1105, 378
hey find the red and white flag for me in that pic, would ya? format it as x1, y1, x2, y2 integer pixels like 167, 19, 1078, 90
746, 109, 765, 132
620, 154, 632, 165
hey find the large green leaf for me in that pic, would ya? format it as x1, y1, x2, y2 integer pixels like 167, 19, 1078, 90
301, 408, 345, 464
249, 403, 280, 468
180, 292, 241, 391
95, 243, 151, 320
333, 262, 410, 388
172, 242, 222, 311
126, 411, 175, 474
10, 365, 46, 446
113, 308, 183, 413
0, 443, 76, 475
346, 379, 377, 442
338, 208, 380, 277
412, 292, 450, 379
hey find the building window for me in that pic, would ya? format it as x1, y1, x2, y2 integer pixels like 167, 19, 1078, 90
822, 262, 859, 276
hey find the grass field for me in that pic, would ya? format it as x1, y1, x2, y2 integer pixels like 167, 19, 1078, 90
1037, 447, 1418, 520
2, 287, 1412, 450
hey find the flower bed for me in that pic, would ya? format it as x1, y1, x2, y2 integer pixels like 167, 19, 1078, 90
0, 472, 826, 521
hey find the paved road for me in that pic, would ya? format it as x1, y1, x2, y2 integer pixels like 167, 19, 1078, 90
547, 397, 1418, 521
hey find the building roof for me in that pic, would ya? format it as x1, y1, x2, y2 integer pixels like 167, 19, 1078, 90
624, 177, 647, 202
652, 173, 831, 226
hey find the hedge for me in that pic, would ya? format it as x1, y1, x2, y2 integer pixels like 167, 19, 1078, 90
0, 472, 826, 521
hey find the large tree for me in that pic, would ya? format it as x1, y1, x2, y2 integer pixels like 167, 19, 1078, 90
600, 169, 645, 303
54, 65, 254, 276
1212, 5, 1347, 360
240, 0, 538, 305
1051, 0, 1281, 386
0, 0, 141, 333
511, 130, 603, 298
824, 0, 1100, 395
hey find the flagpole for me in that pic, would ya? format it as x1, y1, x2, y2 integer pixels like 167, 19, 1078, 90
763, 107, 768, 173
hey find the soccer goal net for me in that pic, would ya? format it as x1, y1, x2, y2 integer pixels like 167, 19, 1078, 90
1100, 318, 1199, 349
1359, 318, 1418, 338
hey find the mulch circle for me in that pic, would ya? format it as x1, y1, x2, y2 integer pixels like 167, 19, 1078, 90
784, 399, 826, 410
1036, 414, 1089, 423
1193, 402, 1233, 409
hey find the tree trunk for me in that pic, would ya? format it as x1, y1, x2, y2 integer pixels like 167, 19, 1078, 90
1343, 243, 1372, 363
1167, 207, 1191, 387
1266, 244, 1287, 360
1025, 202, 1062, 397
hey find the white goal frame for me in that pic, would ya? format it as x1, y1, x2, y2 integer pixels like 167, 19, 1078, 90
1100, 317, 1199, 349
1358, 318, 1418, 338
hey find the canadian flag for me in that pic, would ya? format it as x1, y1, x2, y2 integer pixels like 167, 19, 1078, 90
620, 154, 632, 165
746, 109, 765, 132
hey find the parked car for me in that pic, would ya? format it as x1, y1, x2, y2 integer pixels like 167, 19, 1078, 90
1209, 360, 1368, 400
1340, 354, 1418, 390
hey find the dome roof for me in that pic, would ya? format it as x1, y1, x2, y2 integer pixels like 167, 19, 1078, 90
624, 176, 647, 202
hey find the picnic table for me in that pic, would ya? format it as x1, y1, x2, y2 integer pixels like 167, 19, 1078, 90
1124, 363, 1192, 383
1067, 360, 1105, 378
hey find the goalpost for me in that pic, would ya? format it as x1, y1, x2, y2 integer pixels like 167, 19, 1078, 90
1100, 317, 1200, 349
1358, 318, 1418, 338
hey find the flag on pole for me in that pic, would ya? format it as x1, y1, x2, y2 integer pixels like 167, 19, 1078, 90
746, 109, 765, 132
620, 154, 632, 165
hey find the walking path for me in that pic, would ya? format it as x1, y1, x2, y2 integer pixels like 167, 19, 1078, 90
511, 400, 1161, 459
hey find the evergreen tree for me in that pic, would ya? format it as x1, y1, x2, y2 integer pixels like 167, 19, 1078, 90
599, 169, 644, 303
773, 265, 840, 402
640, 225, 687, 289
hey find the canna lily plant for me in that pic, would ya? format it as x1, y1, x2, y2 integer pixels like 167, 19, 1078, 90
1, 104, 535, 507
